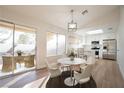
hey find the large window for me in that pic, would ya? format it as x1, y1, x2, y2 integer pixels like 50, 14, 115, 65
47, 32, 65, 56
14, 25, 36, 73
0, 20, 36, 77
14, 25, 36, 55
0, 21, 14, 76
57, 34, 66, 55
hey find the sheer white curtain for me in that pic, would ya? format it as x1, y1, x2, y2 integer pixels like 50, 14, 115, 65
47, 32, 65, 56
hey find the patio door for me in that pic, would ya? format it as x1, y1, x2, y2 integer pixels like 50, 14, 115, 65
13, 24, 36, 73
0, 20, 36, 78
0, 21, 14, 77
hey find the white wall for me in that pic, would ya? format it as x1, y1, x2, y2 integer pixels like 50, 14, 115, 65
0, 7, 66, 69
117, 6, 124, 78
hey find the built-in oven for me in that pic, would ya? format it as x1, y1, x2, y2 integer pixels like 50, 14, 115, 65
91, 41, 100, 58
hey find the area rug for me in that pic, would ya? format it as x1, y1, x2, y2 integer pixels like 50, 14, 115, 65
46, 71, 97, 88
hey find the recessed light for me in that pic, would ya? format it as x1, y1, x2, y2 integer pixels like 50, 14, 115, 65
86, 29, 103, 35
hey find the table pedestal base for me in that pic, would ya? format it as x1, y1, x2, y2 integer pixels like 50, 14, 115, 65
64, 77, 78, 86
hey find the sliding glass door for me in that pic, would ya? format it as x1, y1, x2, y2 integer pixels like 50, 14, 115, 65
14, 25, 36, 73
0, 20, 36, 77
0, 21, 14, 77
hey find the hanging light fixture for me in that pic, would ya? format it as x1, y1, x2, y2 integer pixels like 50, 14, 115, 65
68, 9, 77, 32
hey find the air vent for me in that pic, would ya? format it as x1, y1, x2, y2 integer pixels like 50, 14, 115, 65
82, 10, 88, 15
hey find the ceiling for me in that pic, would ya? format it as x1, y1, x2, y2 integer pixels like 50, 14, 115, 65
1, 5, 120, 32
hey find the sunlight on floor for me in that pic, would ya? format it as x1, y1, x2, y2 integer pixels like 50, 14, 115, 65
0, 63, 35, 77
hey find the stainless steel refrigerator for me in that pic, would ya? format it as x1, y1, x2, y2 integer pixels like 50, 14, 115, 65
102, 39, 117, 60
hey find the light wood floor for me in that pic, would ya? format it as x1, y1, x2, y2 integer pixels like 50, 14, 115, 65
92, 59, 124, 88
0, 59, 124, 88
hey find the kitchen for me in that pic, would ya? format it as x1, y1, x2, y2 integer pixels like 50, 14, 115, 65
67, 28, 117, 60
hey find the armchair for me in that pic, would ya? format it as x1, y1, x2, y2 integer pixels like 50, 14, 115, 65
73, 64, 93, 87
46, 57, 62, 78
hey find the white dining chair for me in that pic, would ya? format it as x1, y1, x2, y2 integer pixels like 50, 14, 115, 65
86, 51, 96, 65
45, 57, 62, 78
73, 64, 93, 87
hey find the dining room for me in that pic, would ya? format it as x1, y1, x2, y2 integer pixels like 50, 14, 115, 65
0, 5, 124, 88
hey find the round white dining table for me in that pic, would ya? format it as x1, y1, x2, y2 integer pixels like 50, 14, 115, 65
57, 57, 86, 86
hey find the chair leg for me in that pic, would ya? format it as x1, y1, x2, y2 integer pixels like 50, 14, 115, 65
73, 79, 75, 86
68, 66, 70, 71
69, 66, 71, 71
66, 66, 68, 71
62, 67, 65, 72
67, 66, 69, 71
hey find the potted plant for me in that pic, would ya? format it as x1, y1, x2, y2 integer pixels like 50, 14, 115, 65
68, 51, 75, 61
17, 50, 22, 56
